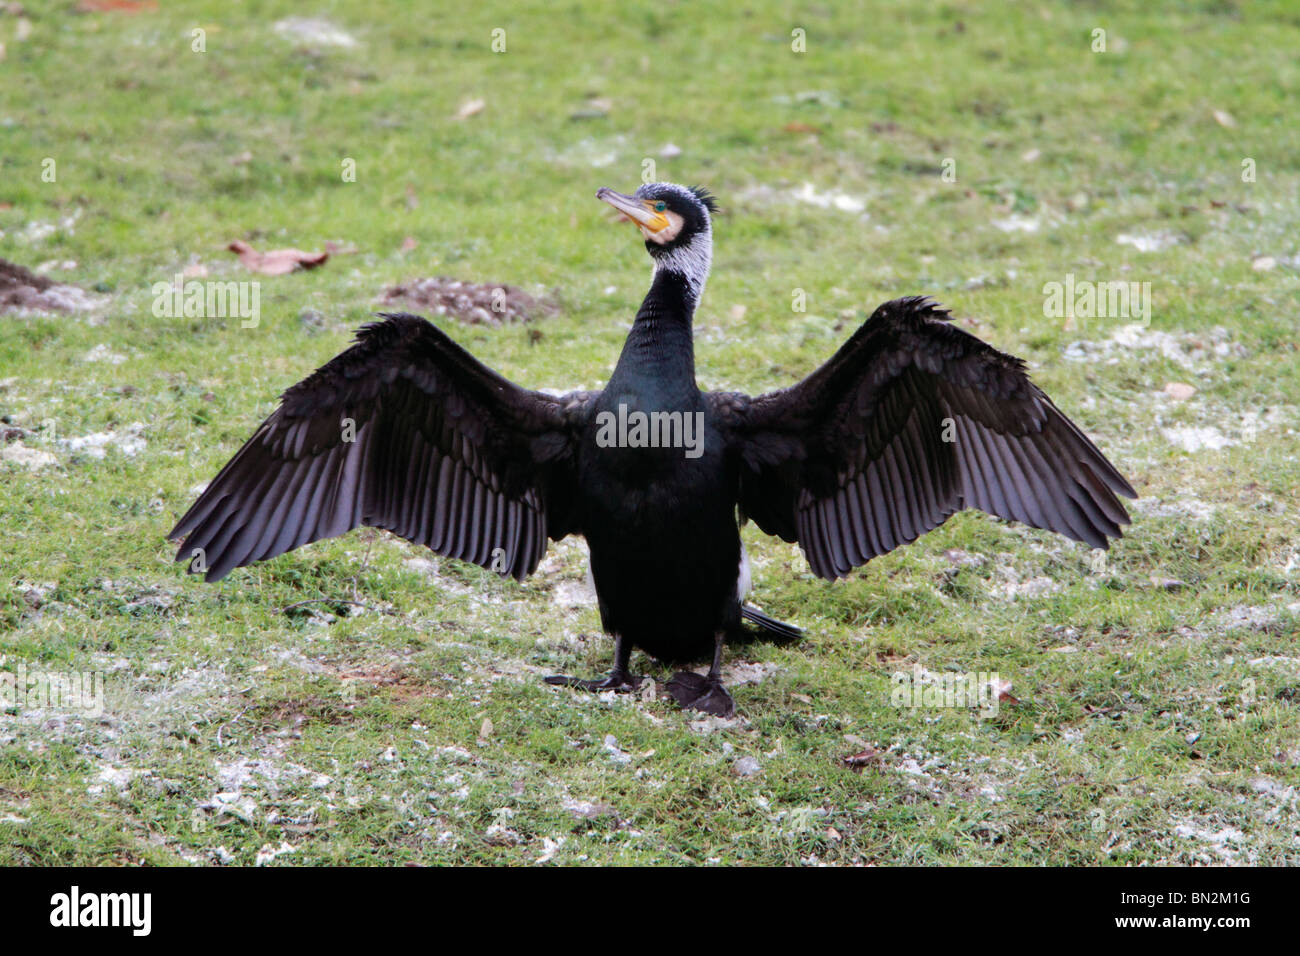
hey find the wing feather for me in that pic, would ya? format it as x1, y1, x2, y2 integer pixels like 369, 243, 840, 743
711, 296, 1136, 580
171, 313, 593, 582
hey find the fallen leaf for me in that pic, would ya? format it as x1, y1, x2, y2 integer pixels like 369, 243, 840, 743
842, 746, 883, 769
227, 240, 328, 275
455, 98, 485, 120
991, 677, 1019, 706
400, 236, 418, 252
1150, 575, 1186, 591
783, 122, 821, 134
1212, 109, 1236, 128
1164, 382, 1196, 400
76, 0, 157, 11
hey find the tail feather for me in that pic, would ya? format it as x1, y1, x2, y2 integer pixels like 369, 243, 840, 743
736, 604, 803, 644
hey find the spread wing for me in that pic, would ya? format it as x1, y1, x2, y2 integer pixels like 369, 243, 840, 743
711, 296, 1136, 580
169, 312, 593, 581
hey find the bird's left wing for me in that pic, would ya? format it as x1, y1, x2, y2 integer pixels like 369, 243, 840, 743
170, 312, 593, 582
710, 296, 1136, 580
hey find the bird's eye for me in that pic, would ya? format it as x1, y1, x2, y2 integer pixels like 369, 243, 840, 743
654, 201, 666, 212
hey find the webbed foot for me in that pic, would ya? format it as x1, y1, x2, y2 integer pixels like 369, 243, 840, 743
666, 671, 735, 717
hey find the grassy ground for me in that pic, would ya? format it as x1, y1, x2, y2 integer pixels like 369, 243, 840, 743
1, 0, 1298, 865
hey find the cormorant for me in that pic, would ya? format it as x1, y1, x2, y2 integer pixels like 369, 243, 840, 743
170, 182, 1136, 717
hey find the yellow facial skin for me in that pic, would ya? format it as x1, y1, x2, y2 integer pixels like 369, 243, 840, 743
595, 188, 682, 243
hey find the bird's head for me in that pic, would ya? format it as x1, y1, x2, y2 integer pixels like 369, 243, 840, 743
597, 182, 716, 299
596, 182, 715, 249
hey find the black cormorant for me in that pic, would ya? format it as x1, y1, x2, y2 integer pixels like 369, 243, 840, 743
170, 183, 1136, 717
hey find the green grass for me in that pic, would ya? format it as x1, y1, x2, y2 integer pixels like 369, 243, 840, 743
1, 0, 1299, 865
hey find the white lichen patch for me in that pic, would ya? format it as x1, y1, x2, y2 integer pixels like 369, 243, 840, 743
1117, 231, 1181, 252
991, 215, 1041, 233
1061, 323, 1245, 370
1161, 425, 1235, 453
722, 661, 779, 686
83, 343, 127, 365
1, 441, 57, 470
789, 182, 866, 213
1134, 496, 1218, 520
1171, 820, 1250, 864
272, 17, 358, 47
59, 422, 147, 459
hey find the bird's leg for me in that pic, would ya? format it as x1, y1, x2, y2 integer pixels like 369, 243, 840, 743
545, 633, 644, 693
666, 632, 735, 717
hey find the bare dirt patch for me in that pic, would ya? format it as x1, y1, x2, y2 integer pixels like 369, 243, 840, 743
0, 257, 101, 313
380, 277, 559, 326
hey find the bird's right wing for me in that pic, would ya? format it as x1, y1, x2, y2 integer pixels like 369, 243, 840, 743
711, 296, 1136, 579
170, 312, 594, 581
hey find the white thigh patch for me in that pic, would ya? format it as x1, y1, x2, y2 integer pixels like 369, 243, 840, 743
736, 541, 752, 601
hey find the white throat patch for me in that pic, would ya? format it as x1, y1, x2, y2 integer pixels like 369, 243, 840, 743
652, 227, 712, 302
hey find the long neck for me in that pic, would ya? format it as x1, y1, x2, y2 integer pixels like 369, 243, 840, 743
609, 234, 711, 393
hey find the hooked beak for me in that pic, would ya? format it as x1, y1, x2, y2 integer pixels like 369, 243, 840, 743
596, 187, 667, 232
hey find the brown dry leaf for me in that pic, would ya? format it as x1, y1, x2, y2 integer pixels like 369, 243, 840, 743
400, 236, 418, 253
842, 746, 883, 770
1164, 382, 1196, 400
227, 240, 328, 275
76, 0, 157, 11
992, 676, 1020, 707
783, 122, 821, 134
